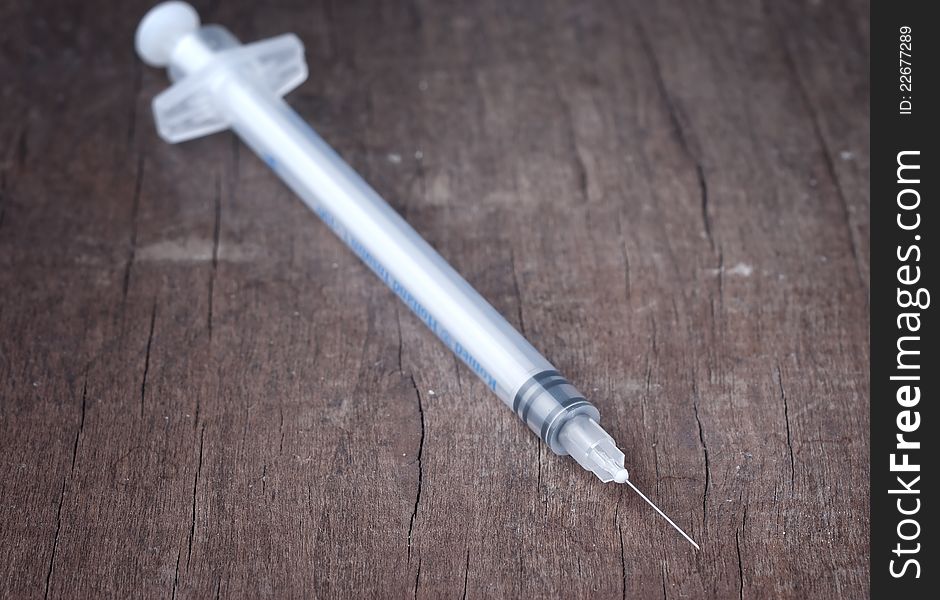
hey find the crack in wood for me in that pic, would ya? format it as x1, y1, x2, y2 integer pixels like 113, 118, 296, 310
230, 135, 241, 182
406, 375, 425, 558
187, 425, 205, 566
127, 60, 142, 149
735, 528, 744, 600
412, 556, 421, 600
70, 375, 87, 473
43, 476, 66, 600
140, 301, 156, 417
776, 364, 796, 492
123, 155, 145, 302
207, 173, 222, 340
396, 308, 405, 374
278, 393, 285, 456
461, 549, 470, 600
615, 210, 632, 302
171, 548, 182, 600
661, 561, 668, 600
554, 84, 590, 204
691, 381, 710, 528
618, 524, 627, 600
694, 164, 714, 252
632, 9, 716, 253
536, 443, 542, 495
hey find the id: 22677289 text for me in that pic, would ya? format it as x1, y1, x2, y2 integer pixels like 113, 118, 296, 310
899, 26, 912, 115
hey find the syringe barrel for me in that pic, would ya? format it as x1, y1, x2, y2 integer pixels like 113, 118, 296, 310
164, 26, 602, 454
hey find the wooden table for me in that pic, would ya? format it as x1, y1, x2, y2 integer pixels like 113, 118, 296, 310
0, 0, 870, 597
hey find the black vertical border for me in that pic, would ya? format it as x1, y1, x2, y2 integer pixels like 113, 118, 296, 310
871, 1, 936, 596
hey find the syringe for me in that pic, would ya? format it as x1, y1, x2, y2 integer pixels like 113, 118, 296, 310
136, 1, 698, 549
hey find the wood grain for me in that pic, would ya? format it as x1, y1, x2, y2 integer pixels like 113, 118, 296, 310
0, 0, 869, 597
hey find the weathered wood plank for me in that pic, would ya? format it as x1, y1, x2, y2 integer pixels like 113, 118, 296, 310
1, 0, 869, 598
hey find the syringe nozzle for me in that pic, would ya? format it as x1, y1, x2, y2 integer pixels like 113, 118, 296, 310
557, 415, 627, 483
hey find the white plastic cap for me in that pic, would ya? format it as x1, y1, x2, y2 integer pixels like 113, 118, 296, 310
135, 1, 201, 67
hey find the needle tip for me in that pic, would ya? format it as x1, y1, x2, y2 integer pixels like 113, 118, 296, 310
624, 479, 700, 550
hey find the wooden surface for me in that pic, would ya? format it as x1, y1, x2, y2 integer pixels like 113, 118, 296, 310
0, 0, 870, 597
